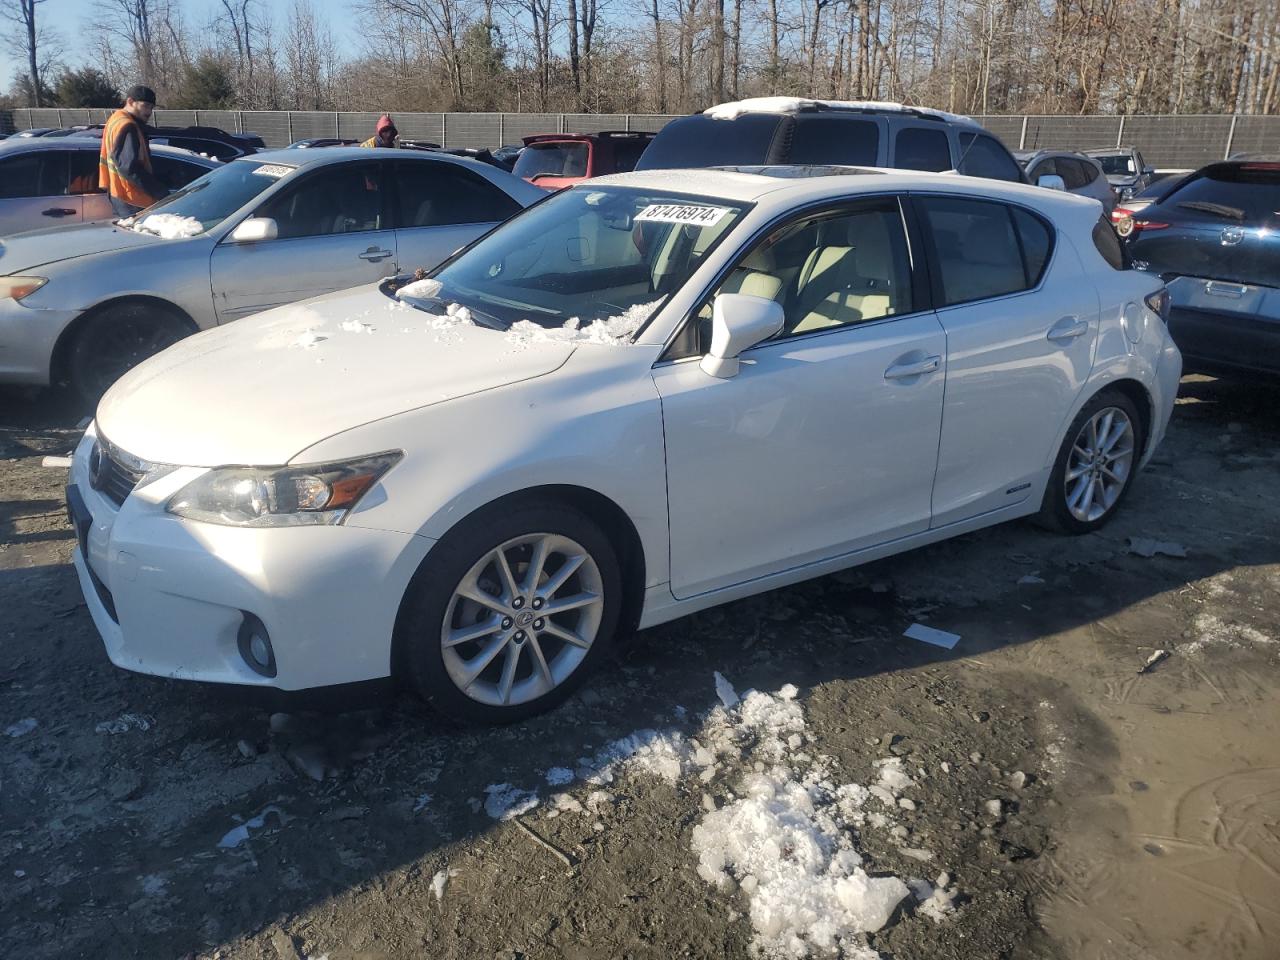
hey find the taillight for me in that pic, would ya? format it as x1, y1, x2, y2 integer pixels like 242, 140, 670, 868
1144, 288, 1170, 322
1111, 207, 1133, 223
1115, 214, 1168, 238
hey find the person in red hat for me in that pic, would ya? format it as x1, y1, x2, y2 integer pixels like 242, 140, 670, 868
361, 114, 399, 148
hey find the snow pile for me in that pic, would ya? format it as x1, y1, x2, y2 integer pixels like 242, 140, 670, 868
703, 97, 972, 125
908, 873, 959, 923
340, 318, 374, 334
292, 329, 328, 349
95, 713, 155, 735
396, 277, 443, 300
689, 683, 914, 956
483, 783, 539, 820
4, 718, 37, 737
545, 766, 575, 786
1184, 612, 1273, 655
506, 299, 659, 348
133, 213, 205, 238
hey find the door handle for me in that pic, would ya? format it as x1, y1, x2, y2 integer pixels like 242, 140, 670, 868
42, 207, 76, 217
359, 247, 393, 262
1046, 316, 1089, 342
884, 355, 941, 380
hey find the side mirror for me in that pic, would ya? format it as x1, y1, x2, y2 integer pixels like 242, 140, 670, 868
1142, 165, 1155, 176
700, 293, 785, 379
228, 217, 278, 243
1037, 174, 1067, 191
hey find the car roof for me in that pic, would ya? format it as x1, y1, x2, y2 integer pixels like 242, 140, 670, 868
589, 165, 1099, 215
1014, 149, 1091, 162
236, 145, 522, 171
0, 136, 219, 165
700, 97, 981, 127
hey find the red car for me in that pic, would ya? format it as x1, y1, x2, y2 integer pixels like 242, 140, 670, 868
513, 131, 655, 190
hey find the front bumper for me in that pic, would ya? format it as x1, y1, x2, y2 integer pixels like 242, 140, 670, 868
67, 428, 435, 691
0, 296, 84, 385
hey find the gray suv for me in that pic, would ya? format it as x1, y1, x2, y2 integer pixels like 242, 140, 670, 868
635, 98, 1027, 182
1016, 150, 1116, 213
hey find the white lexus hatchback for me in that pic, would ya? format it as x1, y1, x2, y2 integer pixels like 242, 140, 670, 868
68, 166, 1181, 722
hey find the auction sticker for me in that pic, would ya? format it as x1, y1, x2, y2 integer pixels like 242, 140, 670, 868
635, 203, 730, 226
252, 163, 296, 178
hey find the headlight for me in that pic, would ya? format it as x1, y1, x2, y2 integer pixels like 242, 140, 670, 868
0, 276, 48, 301
166, 452, 401, 527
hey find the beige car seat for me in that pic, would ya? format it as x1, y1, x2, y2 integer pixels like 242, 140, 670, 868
790, 215, 896, 333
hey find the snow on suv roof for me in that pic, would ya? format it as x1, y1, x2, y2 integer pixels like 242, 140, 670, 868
702, 97, 977, 126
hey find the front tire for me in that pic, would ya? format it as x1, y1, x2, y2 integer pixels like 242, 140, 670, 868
398, 500, 622, 724
1038, 389, 1144, 534
68, 302, 194, 405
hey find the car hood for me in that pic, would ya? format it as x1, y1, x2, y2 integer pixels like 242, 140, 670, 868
95, 286, 578, 466
0, 221, 169, 271
1105, 174, 1138, 187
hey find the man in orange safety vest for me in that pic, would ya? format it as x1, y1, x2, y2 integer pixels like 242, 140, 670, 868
99, 85, 168, 219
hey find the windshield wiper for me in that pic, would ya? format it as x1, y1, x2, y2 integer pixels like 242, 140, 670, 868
1177, 200, 1245, 221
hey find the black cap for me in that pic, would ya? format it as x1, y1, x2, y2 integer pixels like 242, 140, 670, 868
125, 84, 156, 105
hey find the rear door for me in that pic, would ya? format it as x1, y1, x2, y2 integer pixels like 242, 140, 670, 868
391, 159, 522, 275
208, 160, 395, 322
915, 193, 1100, 526
0, 151, 82, 233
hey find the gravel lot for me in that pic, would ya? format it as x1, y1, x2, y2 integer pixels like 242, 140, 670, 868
2, 375, 1278, 960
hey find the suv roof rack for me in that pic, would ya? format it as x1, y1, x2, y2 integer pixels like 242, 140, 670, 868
701, 97, 976, 126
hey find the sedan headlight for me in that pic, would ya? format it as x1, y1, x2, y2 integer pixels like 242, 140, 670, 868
166, 452, 401, 527
0, 276, 48, 301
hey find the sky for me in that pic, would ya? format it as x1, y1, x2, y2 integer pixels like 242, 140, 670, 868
2, 0, 358, 95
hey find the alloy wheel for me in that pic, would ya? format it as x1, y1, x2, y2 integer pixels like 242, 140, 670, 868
440, 533, 604, 707
1064, 406, 1135, 523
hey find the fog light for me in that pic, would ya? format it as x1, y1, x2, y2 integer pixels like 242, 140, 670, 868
237, 613, 277, 677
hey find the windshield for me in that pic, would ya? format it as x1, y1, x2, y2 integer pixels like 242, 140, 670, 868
514, 142, 590, 180
132, 159, 295, 234
404, 186, 749, 336
1094, 154, 1136, 175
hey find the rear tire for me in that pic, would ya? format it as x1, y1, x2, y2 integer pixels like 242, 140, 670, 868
398, 499, 622, 724
1037, 389, 1144, 534
68, 302, 194, 406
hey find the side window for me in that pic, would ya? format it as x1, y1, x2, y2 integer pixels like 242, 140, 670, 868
1060, 158, 1089, 189
166, 137, 239, 161
257, 163, 384, 239
394, 161, 521, 227
152, 156, 210, 192
1030, 157, 1057, 182
1091, 217, 1126, 270
0, 153, 65, 198
789, 117, 880, 166
1012, 207, 1054, 283
894, 127, 952, 171
68, 151, 103, 195
921, 196, 1043, 305
685, 198, 912, 352
958, 132, 1023, 182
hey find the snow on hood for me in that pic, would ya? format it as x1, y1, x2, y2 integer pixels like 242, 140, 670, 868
132, 213, 205, 238
0, 221, 162, 272
505, 299, 659, 348
95, 286, 576, 466
704, 97, 974, 125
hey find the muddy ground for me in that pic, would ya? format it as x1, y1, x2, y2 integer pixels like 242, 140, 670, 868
1, 375, 1278, 960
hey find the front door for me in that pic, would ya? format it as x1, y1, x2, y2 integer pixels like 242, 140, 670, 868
208, 160, 396, 322
0, 151, 83, 235
653, 197, 947, 598
912, 194, 1100, 526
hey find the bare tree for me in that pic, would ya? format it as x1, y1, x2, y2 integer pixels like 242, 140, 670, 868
2, 0, 60, 106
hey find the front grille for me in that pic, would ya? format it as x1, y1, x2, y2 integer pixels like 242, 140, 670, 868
88, 438, 146, 508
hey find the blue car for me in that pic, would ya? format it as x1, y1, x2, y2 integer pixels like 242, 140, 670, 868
1123, 159, 1280, 380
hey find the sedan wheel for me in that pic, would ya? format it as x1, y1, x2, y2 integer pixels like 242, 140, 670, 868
441, 533, 605, 708
399, 500, 621, 723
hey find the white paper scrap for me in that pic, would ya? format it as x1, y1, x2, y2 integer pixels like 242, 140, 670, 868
41, 456, 72, 468
904, 623, 961, 650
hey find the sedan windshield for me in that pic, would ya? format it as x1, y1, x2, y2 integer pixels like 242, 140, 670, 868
132, 159, 295, 234
1094, 154, 1136, 175
411, 186, 749, 336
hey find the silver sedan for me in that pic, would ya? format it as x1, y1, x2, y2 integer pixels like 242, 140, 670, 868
0, 147, 547, 401
0, 137, 219, 236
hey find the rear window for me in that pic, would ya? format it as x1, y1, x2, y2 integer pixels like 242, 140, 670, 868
635, 113, 782, 170
514, 142, 590, 180
893, 126, 951, 171
958, 132, 1023, 182
788, 117, 879, 165
1161, 164, 1280, 227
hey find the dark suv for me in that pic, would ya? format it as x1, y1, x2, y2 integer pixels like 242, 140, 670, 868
1124, 159, 1280, 379
635, 99, 1026, 182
